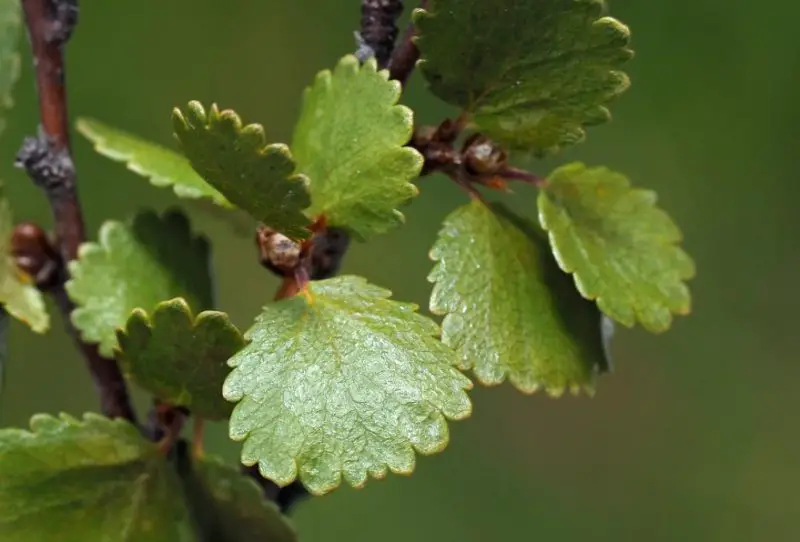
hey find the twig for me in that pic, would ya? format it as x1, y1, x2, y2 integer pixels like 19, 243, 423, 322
16, 0, 136, 423
497, 165, 547, 188
388, 0, 428, 84
19, 0, 82, 262
358, 0, 404, 68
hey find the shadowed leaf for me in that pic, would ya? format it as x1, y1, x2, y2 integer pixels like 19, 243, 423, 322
429, 201, 608, 395
66, 209, 213, 356
0, 413, 194, 541
415, 0, 632, 154
173, 102, 312, 240
117, 299, 245, 420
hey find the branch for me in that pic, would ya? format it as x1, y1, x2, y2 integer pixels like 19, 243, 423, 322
388, 0, 428, 84
15, 0, 136, 423
358, 0, 404, 68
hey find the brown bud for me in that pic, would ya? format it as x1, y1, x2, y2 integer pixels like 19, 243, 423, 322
11, 222, 60, 285
411, 125, 438, 148
256, 225, 302, 274
463, 134, 508, 176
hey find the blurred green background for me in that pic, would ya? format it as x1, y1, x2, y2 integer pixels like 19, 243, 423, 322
1, 0, 798, 540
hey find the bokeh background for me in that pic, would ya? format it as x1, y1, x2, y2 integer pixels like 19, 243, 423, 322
1, 0, 798, 540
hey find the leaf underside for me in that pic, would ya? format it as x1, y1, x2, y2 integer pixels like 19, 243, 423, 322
223, 275, 472, 495
415, 0, 633, 155
292, 55, 423, 240
76, 118, 231, 207
0, 413, 194, 541
538, 162, 695, 332
429, 201, 608, 396
116, 298, 246, 420
173, 101, 312, 240
66, 209, 214, 357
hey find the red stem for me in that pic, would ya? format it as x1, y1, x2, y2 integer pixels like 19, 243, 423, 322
19, 0, 137, 424
388, 0, 429, 84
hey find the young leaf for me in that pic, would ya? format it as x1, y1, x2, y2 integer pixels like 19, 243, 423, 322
429, 201, 607, 396
223, 275, 472, 495
178, 454, 297, 542
66, 209, 214, 356
415, 0, 633, 155
538, 163, 695, 332
76, 118, 231, 207
116, 298, 246, 420
0, 0, 21, 134
0, 413, 194, 541
173, 102, 312, 240
292, 55, 422, 240
0, 191, 49, 333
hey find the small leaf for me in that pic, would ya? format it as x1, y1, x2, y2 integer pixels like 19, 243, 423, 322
178, 453, 297, 542
0, 413, 194, 541
76, 118, 231, 207
116, 298, 246, 420
415, 0, 633, 155
223, 275, 472, 495
173, 102, 312, 239
0, 190, 49, 333
292, 55, 423, 240
538, 163, 695, 332
0, 0, 22, 134
66, 209, 214, 357
429, 201, 607, 396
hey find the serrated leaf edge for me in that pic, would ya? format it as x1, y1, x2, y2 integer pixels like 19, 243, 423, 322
0, 411, 146, 443
75, 117, 233, 207
66, 210, 214, 353
412, 2, 634, 155
295, 54, 423, 240
427, 202, 600, 398
115, 297, 245, 416
538, 162, 695, 333
171, 101, 313, 240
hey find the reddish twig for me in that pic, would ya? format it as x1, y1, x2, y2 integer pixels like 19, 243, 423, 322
19, 0, 82, 262
15, 0, 136, 423
388, 0, 428, 84
497, 165, 547, 188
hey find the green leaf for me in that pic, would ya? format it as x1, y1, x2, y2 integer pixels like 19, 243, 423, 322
292, 55, 422, 240
0, 190, 49, 333
178, 454, 297, 542
67, 209, 214, 357
0, 0, 21, 134
173, 102, 312, 240
0, 413, 194, 541
223, 275, 472, 495
429, 201, 607, 396
415, 0, 633, 155
116, 298, 245, 420
538, 163, 695, 332
76, 118, 231, 207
